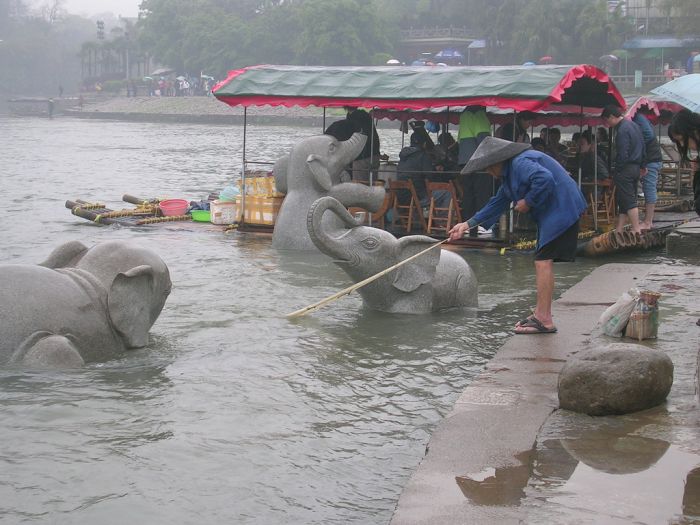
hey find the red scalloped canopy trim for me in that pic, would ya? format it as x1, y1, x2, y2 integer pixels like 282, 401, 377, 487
546, 64, 626, 109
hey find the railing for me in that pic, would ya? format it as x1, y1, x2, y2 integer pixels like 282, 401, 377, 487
400, 27, 472, 40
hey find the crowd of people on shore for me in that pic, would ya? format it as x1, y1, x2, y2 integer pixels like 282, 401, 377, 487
79, 75, 217, 98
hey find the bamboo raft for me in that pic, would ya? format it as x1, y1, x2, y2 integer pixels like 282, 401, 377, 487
577, 216, 697, 257
65, 194, 193, 226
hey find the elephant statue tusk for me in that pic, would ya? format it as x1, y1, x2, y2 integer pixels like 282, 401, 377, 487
286, 239, 449, 319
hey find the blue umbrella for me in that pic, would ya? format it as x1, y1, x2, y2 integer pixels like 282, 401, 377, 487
650, 74, 700, 113
434, 48, 464, 59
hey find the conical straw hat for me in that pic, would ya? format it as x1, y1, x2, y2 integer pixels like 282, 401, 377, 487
461, 137, 531, 174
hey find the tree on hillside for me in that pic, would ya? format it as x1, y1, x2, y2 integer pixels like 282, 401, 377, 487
244, 3, 302, 65
295, 0, 393, 65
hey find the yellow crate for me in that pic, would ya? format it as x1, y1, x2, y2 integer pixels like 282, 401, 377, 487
238, 172, 284, 198
241, 196, 284, 225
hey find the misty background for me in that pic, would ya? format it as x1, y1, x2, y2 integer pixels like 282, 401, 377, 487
2, 0, 699, 99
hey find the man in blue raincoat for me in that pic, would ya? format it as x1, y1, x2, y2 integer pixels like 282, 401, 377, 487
448, 137, 587, 334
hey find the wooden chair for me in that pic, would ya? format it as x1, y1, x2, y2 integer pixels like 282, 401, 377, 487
425, 180, 462, 235
388, 180, 426, 233
588, 179, 616, 228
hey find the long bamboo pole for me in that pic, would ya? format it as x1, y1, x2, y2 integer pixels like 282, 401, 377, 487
286, 238, 449, 319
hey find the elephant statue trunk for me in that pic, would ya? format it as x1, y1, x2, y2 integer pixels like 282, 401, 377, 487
307, 194, 360, 260
307, 196, 478, 314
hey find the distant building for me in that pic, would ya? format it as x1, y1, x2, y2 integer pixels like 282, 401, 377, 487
397, 27, 480, 66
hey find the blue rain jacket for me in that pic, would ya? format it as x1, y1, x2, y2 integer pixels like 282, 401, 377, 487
472, 150, 587, 249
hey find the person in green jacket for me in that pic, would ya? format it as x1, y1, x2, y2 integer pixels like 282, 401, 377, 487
457, 106, 493, 236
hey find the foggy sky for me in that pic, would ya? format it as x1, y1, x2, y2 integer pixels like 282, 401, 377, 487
60, 0, 141, 18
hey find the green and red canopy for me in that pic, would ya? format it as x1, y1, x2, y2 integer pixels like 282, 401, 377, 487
213, 64, 625, 113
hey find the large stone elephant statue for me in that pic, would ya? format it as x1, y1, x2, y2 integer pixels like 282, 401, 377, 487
0, 240, 172, 368
272, 132, 386, 250
307, 196, 478, 314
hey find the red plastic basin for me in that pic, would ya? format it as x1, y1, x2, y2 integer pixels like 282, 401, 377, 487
159, 198, 189, 216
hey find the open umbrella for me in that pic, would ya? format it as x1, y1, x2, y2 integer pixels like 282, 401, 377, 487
539, 55, 553, 64
435, 48, 463, 59
386, 59, 400, 65
522, 61, 536, 66
151, 67, 174, 76
650, 74, 700, 113
599, 54, 619, 62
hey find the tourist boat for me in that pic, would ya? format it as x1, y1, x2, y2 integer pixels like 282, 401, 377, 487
67, 65, 696, 255
209, 64, 631, 248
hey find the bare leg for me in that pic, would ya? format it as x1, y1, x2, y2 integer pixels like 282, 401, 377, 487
616, 212, 628, 234
616, 208, 641, 234
627, 207, 642, 234
515, 259, 555, 333
641, 202, 655, 230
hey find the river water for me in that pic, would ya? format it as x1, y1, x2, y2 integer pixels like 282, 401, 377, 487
0, 117, 669, 524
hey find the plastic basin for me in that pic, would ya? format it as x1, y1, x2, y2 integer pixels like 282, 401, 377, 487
159, 199, 189, 216
190, 210, 211, 222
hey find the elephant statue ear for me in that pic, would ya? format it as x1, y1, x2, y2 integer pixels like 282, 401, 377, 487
108, 265, 156, 349
393, 236, 441, 293
39, 240, 89, 268
307, 154, 332, 191
273, 154, 289, 194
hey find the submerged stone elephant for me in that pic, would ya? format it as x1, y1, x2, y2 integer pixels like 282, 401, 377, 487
0, 240, 172, 368
272, 132, 385, 250
307, 196, 478, 314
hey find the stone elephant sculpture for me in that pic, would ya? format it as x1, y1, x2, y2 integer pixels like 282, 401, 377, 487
0, 240, 172, 368
307, 196, 478, 314
272, 132, 386, 250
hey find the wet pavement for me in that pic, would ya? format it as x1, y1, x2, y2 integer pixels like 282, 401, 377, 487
392, 263, 700, 524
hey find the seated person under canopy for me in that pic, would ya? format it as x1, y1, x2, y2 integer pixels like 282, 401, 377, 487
397, 131, 452, 209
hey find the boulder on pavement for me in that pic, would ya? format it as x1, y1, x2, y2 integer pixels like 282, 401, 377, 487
558, 343, 673, 416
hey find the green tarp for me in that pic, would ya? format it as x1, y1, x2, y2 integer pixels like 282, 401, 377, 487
213, 64, 625, 112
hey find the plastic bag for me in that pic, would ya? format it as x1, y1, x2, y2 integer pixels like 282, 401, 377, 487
624, 290, 661, 341
598, 287, 639, 337
219, 184, 240, 202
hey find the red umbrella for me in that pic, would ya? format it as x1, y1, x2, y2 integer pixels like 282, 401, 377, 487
539, 56, 553, 64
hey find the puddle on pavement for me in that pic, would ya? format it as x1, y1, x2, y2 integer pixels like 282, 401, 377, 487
456, 450, 532, 506
530, 440, 700, 524
455, 412, 700, 523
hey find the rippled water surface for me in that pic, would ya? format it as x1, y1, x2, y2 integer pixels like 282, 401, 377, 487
0, 117, 661, 524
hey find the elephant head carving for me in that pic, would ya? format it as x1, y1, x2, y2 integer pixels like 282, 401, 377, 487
0, 240, 171, 368
307, 196, 478, 314
272, 133, 386, 251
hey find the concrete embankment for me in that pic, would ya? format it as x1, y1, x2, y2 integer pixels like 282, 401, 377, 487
392, 262, 700, 524
63, 96, 337, 126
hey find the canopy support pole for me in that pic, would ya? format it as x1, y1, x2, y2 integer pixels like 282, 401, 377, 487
593, 122, 599, 232
369, 107, 376, 227
240, 106, 247, 223
509, 112, 516, 235
322, 107, 326, 132
578, 105, 583, 189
